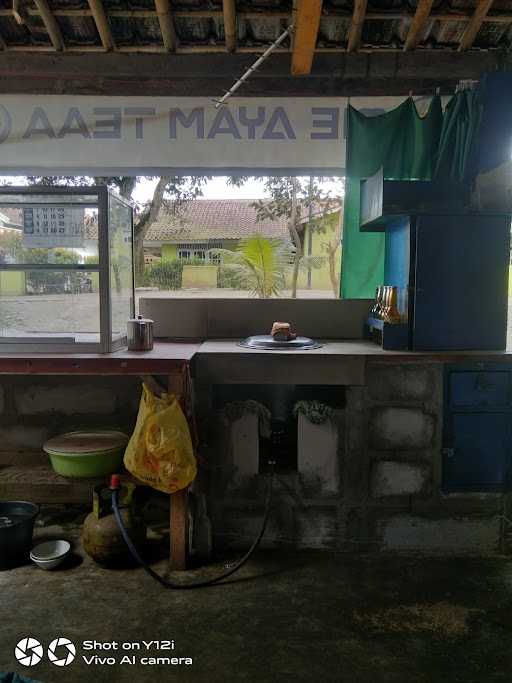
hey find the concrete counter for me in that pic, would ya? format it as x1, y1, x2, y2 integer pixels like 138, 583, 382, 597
193, 339, 512, 384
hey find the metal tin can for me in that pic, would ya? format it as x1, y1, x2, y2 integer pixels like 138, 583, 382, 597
127, 315, 154, 351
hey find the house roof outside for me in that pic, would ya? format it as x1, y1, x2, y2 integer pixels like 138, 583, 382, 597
144, 198, 342, 244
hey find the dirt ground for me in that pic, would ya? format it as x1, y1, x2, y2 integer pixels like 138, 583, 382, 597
1, 507, 512, 683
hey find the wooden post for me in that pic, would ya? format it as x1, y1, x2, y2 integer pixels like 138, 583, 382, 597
169, 488, 188, 570
291, 0, 323, 75
168, 367, 189, 571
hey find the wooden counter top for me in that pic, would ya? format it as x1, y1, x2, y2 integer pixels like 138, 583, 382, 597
0, 342, 200, 375
0, 339, 512, 377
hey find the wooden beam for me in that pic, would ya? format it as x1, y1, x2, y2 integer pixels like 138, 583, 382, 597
0, 51, 507, 97
33, 0, 64, 51
404, 0, 434, 51
291, 0, 323, 75
88, 0, 115, 51
347, 0, 368, 52
459, 0, 495, 51
155, 0, 177, 52
222, 0, 237, 53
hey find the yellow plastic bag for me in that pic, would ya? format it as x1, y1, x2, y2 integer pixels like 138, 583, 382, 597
124, 384, 197, 494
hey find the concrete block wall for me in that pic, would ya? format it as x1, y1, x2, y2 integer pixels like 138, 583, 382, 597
0, 376, 142, 466
208, 363, 503, 554
362, 362, 501, 554
207, 405, 344, 551
1, 364, 503, 555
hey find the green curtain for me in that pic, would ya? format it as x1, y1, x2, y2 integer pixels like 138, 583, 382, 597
435, 89, 483, 183
340, 96, 443, 299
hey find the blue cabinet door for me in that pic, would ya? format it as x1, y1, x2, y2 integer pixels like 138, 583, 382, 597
444, 412, 512, 491
413, 215, 509, 350
449, 371, 510, 408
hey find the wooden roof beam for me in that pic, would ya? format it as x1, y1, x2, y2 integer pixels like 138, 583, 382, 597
404, 0, 434, 51
223, 0, 237, 52
155, 0, 177, 52
291, 0, 323, 75
347, 0, 368, 52
33, 0, 64, 51
88, 0, 115, 51
459, 0, 494, 51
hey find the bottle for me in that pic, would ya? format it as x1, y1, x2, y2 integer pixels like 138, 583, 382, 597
371, 287, 380, 317
384, 286, 401, 324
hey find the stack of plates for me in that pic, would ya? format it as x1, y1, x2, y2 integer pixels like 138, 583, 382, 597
30, 540, 71, 570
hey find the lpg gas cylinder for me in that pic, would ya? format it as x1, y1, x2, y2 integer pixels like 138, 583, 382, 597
82, 482, 146, 566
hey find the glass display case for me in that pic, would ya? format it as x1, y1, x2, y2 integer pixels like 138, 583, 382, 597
0, 185, 134, 353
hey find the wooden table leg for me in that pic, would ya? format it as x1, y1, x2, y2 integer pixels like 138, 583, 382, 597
170, 488, 188, 570
168, 367, 189, 571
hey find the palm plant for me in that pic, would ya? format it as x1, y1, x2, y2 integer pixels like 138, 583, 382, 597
211, 235, 293, 298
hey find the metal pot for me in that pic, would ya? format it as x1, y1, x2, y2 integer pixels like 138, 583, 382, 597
127, 315, 154, 351
0, 501, 39, 569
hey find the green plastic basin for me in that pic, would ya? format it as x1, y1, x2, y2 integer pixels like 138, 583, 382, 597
43, 431, 128, 478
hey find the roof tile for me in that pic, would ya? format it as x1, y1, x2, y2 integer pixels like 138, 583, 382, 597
145, 198, 290, 242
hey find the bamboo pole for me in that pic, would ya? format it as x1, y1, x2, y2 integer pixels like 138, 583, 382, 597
88, 0, 116, 51
222, 0, 237, 52
459, 0, 495, 50
404, 0, 434, 51
33, 0, 64, 51
347, 0, 368, 52
155, 0, 177, 52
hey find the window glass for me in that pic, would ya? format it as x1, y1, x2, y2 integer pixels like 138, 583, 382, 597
0, 269, 100, 343
109, 195, 134, 342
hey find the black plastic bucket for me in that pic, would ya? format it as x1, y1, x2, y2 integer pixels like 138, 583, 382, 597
0, 501, 39, 569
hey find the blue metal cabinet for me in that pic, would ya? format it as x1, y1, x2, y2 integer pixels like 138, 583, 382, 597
361, 173, 511, 351
413, 215, 510, 350
444, 365, 512, 492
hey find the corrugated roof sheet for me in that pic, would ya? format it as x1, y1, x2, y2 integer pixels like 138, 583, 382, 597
0, 1, 509, 52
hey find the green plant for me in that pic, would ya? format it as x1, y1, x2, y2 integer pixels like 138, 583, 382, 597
217, 264, 240, 289
210, 235, 292, 298
293, 400, 335, 425
26, 248, 83, 294
143, 259, 183, 290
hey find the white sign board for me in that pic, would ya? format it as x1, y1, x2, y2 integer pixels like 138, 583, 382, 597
23, 206, 84, 248
0, 95, 432, 175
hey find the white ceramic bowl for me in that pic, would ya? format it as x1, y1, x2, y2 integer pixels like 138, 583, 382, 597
30, 540, 70, 570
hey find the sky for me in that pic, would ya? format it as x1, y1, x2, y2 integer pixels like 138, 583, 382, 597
1, 175, 344, 203
132, 176, 268, 203
132, 175, 344, 203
